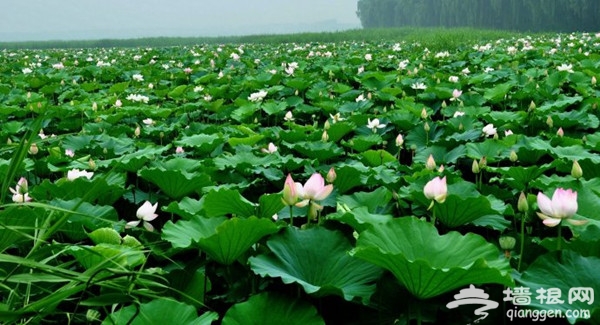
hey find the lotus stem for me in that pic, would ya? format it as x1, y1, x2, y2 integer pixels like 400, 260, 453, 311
518, 212, 526, 272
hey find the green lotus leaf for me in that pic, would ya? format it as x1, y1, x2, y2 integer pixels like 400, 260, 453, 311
88, 227, 122, 245
163, 197, 205, 220
466, 140, 509, 162
361, 149, 396, 167
327, 206, 393, 232
329, 163, 370, 194
515, 251, 600, 324
483, 81, 513, 103
103, 298, 217, 325
162, 215, 227, 249
326, 122, 354, 143
414, 145, 467, 166
203, 188, 256, 218
30, 173, 127, 205
337, 187, 393, 214
138, 168, 212, 199
228, 135, 265, 147
261, 101, 287, 115
347, 134, 382, 152
68, 244, 145, 270
175, 133, 224, 154
488, 165, 551, 192
222, 292, 324, 325
351, 217, 513, 299
258, 193, 286, 219
285, 141, 344, 160
536, 95, 583, 113
214, 152, 279, 171
433, 194, 504, 228
250, 227, 383, 303
197, 216, 280, 265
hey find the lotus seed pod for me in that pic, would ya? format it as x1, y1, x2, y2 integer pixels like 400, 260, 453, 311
499, 236, 516, 250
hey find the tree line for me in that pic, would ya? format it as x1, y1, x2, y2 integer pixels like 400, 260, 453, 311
356, 0, 600, 32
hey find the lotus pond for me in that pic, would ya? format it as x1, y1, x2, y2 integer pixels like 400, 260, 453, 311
0, 32, 599, 324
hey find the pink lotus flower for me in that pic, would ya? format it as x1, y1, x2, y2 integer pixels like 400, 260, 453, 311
65, 149, 75, 158
537, 188, 586, 227
10, 177, 32, 203
175, 146, 184, 154
450, 89, 462, 101
127, 201, 159, 231
300, 173, 333, 202
424, 176, 447, 204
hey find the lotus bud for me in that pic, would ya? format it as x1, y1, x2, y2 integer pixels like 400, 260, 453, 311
529, 101, 536, 111
438, 165, 445, 173
424, 122, 430, 132
88, 158, 96, 170
557, 127, 564, 137
134, 126, 141, 137
103, 148, 108, 154
324, 120, 331, 130
546, 116, 553, 128
321, 130, 329, 142
28, 143, 38, 155
571, 160, 583, 179
472, 159, 480, 174
92, 102, 97, 111
493, 133, 499, 140
458, 123, 464, 131
478, 156, 487, 169
510, 150, 518, 162
27, 92, 31, 99
441, 100, 447, 108
326, 167, 336, 183
426, 154, 436, 171
395, 134, 404, 147
295, 89, 299, 96
7, 138, 12, 145
421, 108, 428, 119
281, 174, 298, 206
499, 236, 516, 250
367, 92, 372, 100
518, 192, 529, 212
592, 76, 597, 85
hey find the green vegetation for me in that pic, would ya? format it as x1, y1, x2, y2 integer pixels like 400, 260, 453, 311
1, 27, 531, 51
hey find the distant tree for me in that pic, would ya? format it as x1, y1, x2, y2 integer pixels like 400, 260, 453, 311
356, 0, 600, 32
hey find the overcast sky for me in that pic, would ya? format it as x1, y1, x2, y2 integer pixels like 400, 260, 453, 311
0, 0, 361, 42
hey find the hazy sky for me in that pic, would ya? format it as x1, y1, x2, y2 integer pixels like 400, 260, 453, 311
0, 0, 361, 42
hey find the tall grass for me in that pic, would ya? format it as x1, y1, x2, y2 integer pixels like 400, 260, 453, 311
0, 27, 537, 51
